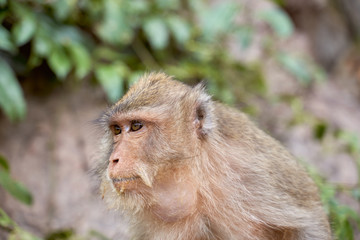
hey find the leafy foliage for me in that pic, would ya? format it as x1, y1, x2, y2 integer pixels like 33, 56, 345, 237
311, 169, 360, 240
0, 58, 26, 121
277, 52, 325, 85
0, 156, 37, 239
0, 155, 32, 205
0, 0, 303, 120
0, 208, 41, 240
0, 152, 110, 239
260, 7, 293, 38
288, 98, 360, 240
0, 207, 107, 240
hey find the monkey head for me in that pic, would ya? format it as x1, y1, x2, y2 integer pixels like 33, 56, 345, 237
95, 72, 210, 222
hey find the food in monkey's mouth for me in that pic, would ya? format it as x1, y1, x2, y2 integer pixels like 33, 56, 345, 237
111, 176, 141, 193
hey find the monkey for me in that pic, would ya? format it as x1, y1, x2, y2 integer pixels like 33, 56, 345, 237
95, 72, 332, 240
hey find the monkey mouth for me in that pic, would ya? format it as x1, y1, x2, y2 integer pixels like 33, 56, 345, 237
111, 176, 142, 194
112, 176, 141, 183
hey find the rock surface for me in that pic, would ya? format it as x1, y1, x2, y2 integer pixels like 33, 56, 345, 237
0, 84, 130, 239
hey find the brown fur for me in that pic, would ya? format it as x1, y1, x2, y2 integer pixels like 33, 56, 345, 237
95, 72, 332, 240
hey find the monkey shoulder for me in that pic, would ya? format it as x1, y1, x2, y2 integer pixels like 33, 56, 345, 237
212, 102, 254, 141
212, 103, 319, 199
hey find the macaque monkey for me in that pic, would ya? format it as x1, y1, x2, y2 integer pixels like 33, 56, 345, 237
95, 72, 332, 240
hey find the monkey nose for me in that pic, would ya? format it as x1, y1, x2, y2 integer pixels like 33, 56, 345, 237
108, 158, 120, 176
111, 158, 119, 164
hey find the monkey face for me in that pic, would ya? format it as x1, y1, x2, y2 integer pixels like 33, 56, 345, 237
97, 73, 208, 220
106, 117, 154, 194
101, 105, 199, 222
103, 98, 195, 195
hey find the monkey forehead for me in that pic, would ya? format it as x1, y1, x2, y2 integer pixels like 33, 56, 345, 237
96, 72, 210, 127
114, 73, 191, 112
109, 106, 171, 123
96, 73, 189, 125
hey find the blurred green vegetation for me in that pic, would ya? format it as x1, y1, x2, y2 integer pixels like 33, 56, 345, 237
1, 155, 37, 240
289, 99, 360, 239
0, 0, 322, 121
0, 0, 359, 239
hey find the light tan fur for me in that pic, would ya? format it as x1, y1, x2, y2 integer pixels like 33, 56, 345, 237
95, 72, 332, 240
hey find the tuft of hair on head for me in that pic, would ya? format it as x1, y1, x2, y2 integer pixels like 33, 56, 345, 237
138, 71, 174, 84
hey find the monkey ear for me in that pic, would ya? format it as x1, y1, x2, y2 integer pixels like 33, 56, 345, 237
192, 84, 215, 138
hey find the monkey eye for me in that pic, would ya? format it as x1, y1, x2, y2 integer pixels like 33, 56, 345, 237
130, 121, 143, 132
112, 125, 122, 135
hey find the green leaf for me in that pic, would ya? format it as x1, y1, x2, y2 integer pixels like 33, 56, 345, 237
0, 26, 17, 54
33, 32, 53, 57
12, 13, 37, 46
260, 8, 294, 38
52, 0, 75, 21
352, 188, 360, 201
143, 17, 169, 50
46, 229, 74, 240
219, 88, 235, 105
0, 0, 7, 8
199, 2, 238, 41
93, 46, 122, 62
167, 16, 190, 45
1, 208, 41, 240
96, 0, 133, 45
48, 46, 72, 80
0, 208, 14, 228
54, 26, 87, 46
338, 220, 354, 240
128, 71, 144, 86
10, 228, 41, 240
155, 0, 180, 10
67, 43, 91, 79
235, 26, 253, 49
187, 0, 204, 11
0, 155, 9, 171
127, 0, 149, 14
320, 184, 336, 203
0, 58, 26, 121
277, 53, 312, 85
95, 63, 126, 103
311, 64, 327, 83
0, 168, 33, 205
32, 15, 57, 57
271, 0, 285, 6
0, 10, 6, 22
28, 52, 43, 69
88, 230, 111, 240
314, 122, 327, 140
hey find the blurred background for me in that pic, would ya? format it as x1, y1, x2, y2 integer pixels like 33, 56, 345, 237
0, 0, 359, 239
